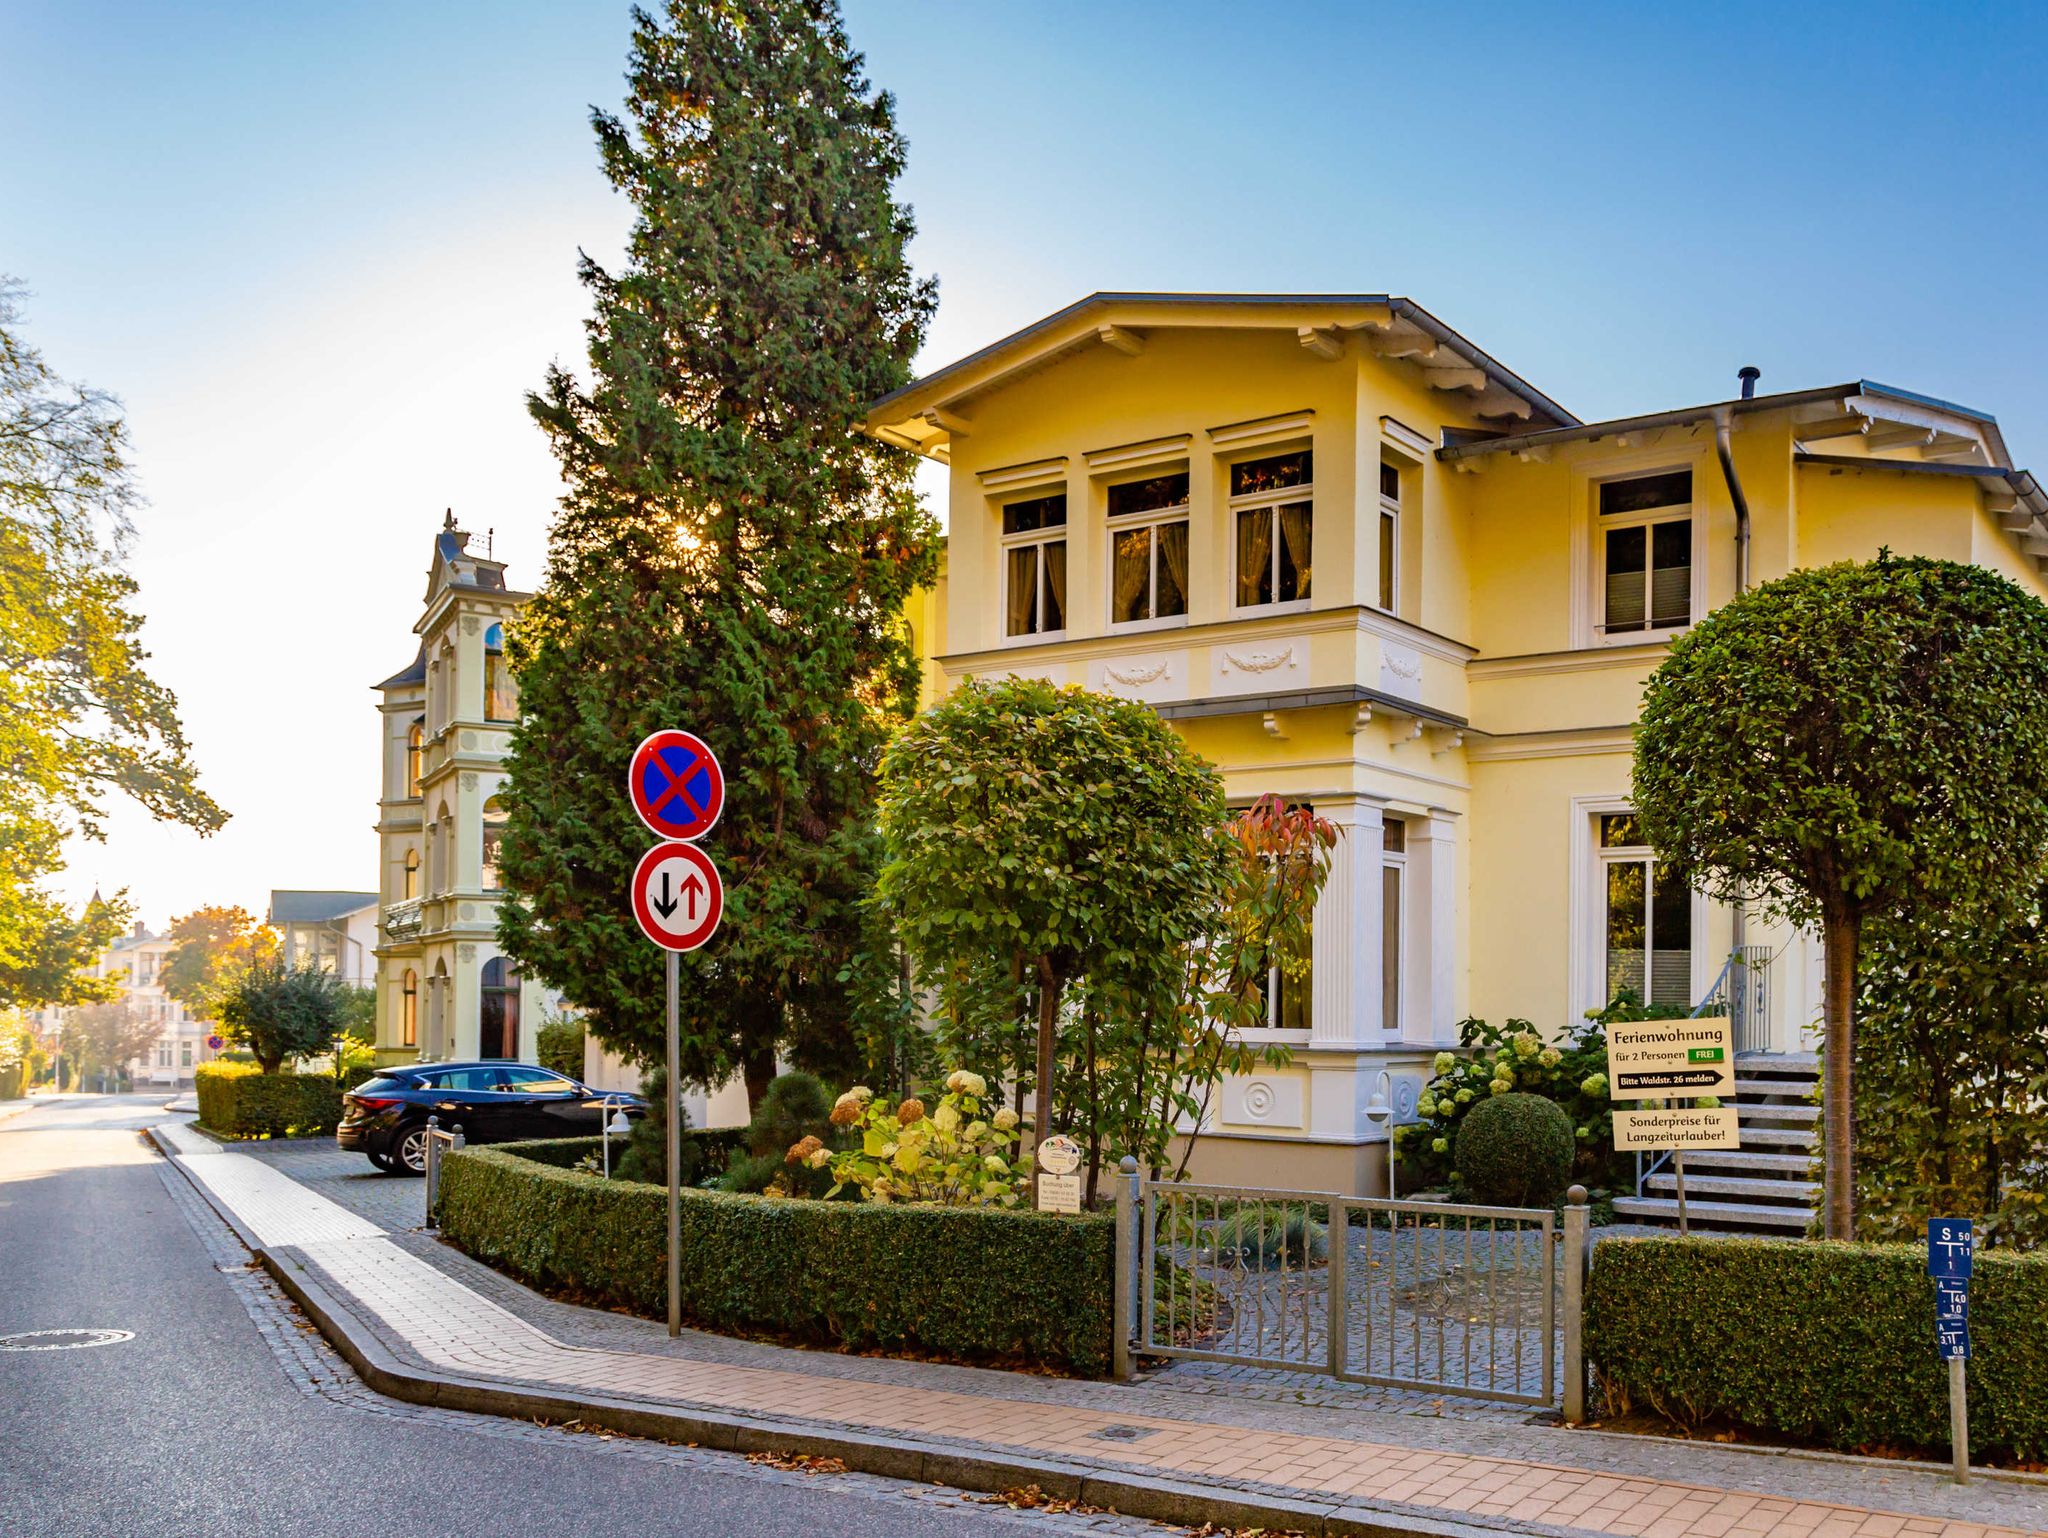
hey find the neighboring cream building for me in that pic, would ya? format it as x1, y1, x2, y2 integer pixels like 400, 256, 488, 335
78, 920, 212, 1088
868, 291, 2048, 1204
371, 516, 559, 1065
268, 890, 378, 984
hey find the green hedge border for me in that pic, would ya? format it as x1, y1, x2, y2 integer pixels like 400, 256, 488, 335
436, 1139, 1115, 1376
194, 1063, 374, 1138
1586, 1235, 2048, 1461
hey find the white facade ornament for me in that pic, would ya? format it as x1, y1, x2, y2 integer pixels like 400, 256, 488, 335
1105, 659, 1170, 686
1224, 645, 1295, 674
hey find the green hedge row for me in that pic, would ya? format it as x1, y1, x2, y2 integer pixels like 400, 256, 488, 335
0, 1062, 23, 1100
1586, 1236, 2048, 1460
194, 1063, 374, 1138
437, 1139, 1116, 1376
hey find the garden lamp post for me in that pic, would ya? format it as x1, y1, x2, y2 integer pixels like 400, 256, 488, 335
1364, 1070, 1396, 1199
603, 1102, 632, 1179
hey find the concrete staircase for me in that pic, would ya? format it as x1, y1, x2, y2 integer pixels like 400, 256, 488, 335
1611, 1052, 1819, 1233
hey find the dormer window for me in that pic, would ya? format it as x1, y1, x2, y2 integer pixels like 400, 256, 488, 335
1231, 450, 1313, 610
1107, 472, 1189, 627
1598, 470, 1692, 637
1001, 492, 1067, 638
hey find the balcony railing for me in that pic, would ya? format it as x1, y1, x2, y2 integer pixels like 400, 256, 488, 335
383, 898, 423, 942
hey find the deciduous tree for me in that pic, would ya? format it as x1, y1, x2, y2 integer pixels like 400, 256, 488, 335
498, 0, 935, 1110
1633, 555, 2048, 1239
162, 905, 276, 1018
216, 959, 348, 1074
59, 1000, 159, 1090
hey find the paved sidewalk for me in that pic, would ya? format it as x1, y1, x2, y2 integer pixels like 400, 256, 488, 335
154, 1121, 2048, 1538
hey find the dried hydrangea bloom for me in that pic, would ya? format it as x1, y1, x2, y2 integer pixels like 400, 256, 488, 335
993, 1106, 1019, 1130
897, 1097, 925, 1125
787, 1134, 824, 1164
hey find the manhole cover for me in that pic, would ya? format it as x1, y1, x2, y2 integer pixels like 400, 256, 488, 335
0, 1328, 135, 1352
1086, 1424, 1159, 1442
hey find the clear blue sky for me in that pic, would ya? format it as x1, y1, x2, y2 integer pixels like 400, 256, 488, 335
8, 0, 2048, 924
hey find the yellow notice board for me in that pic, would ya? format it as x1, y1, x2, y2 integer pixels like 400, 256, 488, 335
1613, 1107, 1740, 1151
1604, 1016, 1736, 1100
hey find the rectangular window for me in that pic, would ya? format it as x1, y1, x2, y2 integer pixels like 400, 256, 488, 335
1599, 470, 1692, 636
1232, 451, 1312, 609
1598, 812, 1693, 1008
1002, 493, 1067, 637
1382, 818, 1406, 1032
1378, 462, 1401, 613
180, 1041, 193, 1068
1107, 472, 1189, 626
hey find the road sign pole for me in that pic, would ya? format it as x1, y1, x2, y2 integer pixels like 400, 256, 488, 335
1950, 1354, 1969, 1483
665, 946, 680, 1340
1673, 1148, 1690, 1236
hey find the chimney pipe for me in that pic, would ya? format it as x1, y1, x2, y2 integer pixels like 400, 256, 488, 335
1738, 366, 1760, 400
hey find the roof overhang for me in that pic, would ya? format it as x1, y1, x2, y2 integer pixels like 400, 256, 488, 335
1438, 380, 2008, 470
1795, 451, 2048, 575
866, 293, 1578, 462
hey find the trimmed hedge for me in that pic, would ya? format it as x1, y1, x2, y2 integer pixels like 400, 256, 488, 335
1455, 1091, 1574, 1207
0, 1062, 23, 1100
437, 1139, 1115, 1376
195, 1062, 374, 1138
1587, 1235, 2048, 1460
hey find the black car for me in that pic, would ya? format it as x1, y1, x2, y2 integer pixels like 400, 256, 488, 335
337, 1062, 646, 1175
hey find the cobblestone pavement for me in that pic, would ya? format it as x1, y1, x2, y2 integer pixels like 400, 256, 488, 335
192, 1123, 2048, 1537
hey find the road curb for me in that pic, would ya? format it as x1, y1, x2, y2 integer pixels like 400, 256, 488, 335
252, 1245, 1534, 1538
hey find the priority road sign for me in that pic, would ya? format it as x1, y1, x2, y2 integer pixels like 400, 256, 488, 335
630, 842, 724, 952
628, 730, 724, 842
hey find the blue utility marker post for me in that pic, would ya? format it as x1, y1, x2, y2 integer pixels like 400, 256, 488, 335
1927, 1218, 1973, 1483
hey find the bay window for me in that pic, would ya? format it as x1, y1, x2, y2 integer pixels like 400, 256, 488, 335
1002, 492, 1067, 638
1232, 450, 1312, 609
1107, 471, 1189, 626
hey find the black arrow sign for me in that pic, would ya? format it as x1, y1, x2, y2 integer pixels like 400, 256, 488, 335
651, 869, 678, 921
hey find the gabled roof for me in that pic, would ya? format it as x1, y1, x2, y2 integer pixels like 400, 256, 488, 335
1438, 380, 2010, 469
268, 890, 378, 926
867, 293, 1578, 459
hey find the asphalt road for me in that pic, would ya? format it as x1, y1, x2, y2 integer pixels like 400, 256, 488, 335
0, 1096, 1152, 1538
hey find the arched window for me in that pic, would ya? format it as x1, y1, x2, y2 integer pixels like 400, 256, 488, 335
480, 956, 520, 1060
401, 969, 419, 1048
481, 797, 508, 890
402, 847, 419, 900
405, 719, 424, 798
484, 623, 516, 722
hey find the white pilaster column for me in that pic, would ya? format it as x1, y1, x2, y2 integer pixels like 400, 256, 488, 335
1407, 811, 1462, 1044
1310, 796, 1385, 1046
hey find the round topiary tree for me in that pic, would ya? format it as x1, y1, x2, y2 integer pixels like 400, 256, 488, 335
1633, 554, 2048, 1239
1455, 1092, 1575, 1208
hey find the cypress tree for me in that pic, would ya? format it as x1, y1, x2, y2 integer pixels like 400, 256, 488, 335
498, 0, 937, 1108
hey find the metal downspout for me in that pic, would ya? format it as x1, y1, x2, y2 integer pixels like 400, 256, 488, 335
1715, 373, 1756, 1040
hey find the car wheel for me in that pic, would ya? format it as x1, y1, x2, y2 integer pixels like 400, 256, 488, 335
367, 1147, 396, 1174
394, 1123, 430, 1177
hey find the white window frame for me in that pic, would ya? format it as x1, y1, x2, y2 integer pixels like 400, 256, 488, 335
1382, 819, 1407, 1033
1566, 795, 1714, 1016
1577, 463, 1703, 648
1377, 460, 1402, 616
998, 491, 1068, 644
1228, 451, 1314, 616
1104, 472, 1190, 633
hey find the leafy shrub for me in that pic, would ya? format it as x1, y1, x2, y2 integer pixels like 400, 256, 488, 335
717, 1071, 839, 1196
0, 1061, 22, 1100
1187, 1205, 1327, 1271
1455, 1092, 1574, 1208
1587, 1236, 2048, 1460
195, 1062, 375, 1138
1397, 999, 1681, 1191
536, 1014, 586, 1079
611, 1072, 744, 1187
437, 1138, 1115, 1375
826, 1071, 1031, 1206
216, 959, 351, 1073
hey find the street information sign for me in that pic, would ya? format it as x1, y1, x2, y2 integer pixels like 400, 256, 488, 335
1928, 1217, 1975, 1481
1604, 1016, 1736, 1099
628, 730, 725, 842
1612, 1106, 1740, 1151
630, 841, 724, 952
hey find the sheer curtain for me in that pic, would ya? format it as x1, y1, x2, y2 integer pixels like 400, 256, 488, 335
1278, 503, 1313, 601
1007, 547, 1036, 635
1112, 528, 1150, 622
1237, 510, 1272, 606
1157, 522, 1189, 616
1041, 540, 1066, 631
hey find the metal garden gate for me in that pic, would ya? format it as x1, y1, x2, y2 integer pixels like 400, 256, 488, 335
1119, 1174, 1562, 1407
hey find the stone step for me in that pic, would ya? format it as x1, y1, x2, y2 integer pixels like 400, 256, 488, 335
1737, 1051, 1818, 1072
1733, 1125, 1817, 1149
1647, 1172, 1820, 1201
1736, 1102, 1820, 1124
1611, 1196, 1813, 1230
1734, 1076, 1818, 1099
1679, 1149, 1812, 1174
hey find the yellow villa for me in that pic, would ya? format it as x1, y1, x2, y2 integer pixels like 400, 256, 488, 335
869, 291, 2048, 1215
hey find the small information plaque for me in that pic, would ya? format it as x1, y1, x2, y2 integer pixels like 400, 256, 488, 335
1037, 1172, 1082, 1214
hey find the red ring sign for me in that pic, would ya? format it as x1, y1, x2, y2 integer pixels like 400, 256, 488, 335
630, 842, 723, 952
628, 730, 724, 842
